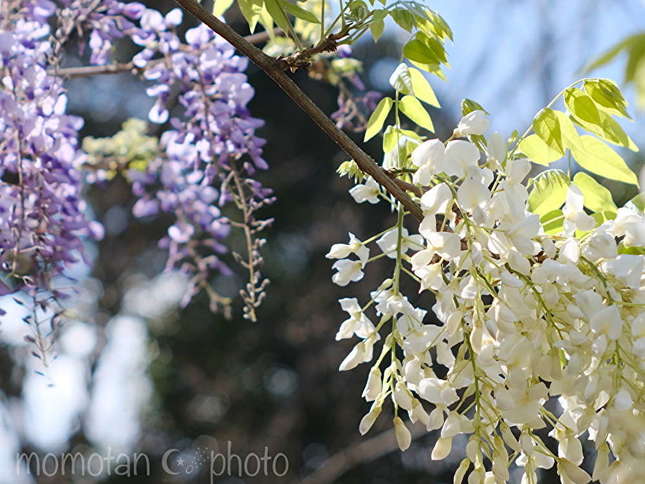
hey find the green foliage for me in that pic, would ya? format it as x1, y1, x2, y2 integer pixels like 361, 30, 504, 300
573, 172, 617, 214
518, 134, 562, 166
461, 98, 488, 116
364, 97, 393, 141
213, 0, 235, 16
564, 87, 638, 151
398, 95, 434, 132
585, 33, 645, 109
518, 78, 639, 190
337, 160, 365, 181
279, 0, 320, 23
409, 68, 440, 107
527, 169, 570, 216
570, 135, 638, 186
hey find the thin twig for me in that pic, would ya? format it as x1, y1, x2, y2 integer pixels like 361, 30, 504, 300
174, 0, 423, 221
52, 30, 280, 79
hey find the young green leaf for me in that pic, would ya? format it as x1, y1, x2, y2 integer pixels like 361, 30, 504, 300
399, 95, 434, 132
364, 97, 393, 141
573, 172, 617, 213
540, 209, 565, 235
564, 87, 638, 151
265, 0, 292, 36
382, 126, 398, 153
370, 18, 385, 41
584, 33, 645, 72
410, 68, 439, 107
528, 169, 570, 216
403, 32, 447, 75
518, 134, 562, 166
238, 0, 264, 32
570, 135, 639, 185
278, 0, 320, 23
391, 8, 415, 32
583, 79, 631, 119
461, 99, 488, 116
532, 108, 568, 155
213, 0, 235, 16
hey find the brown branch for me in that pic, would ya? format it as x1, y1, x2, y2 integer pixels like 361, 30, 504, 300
298, 424, 427, 484
385, 170, 424, 197
52, 30, 280, 79
174, 0, 424, 221
278, 25, 351, 72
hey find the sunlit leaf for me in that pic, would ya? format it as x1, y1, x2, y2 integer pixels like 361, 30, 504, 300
570, 135, 639, 185
583, 79, 631, 119
541, 209, 565, 235
409, 68, 439, 107
399, 95, 434, 132
573, 172, 617, 213
564, 87, 638, 151
364, 97, 393, 141
518, 134, 562, 166
528, 169, 570, 216
278, 0, 319, 23
213, 0, 234, 16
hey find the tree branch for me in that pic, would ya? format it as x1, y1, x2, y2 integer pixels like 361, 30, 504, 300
298, 424, 427, 484
174, 0, 423, 221
52, 30, 279, 79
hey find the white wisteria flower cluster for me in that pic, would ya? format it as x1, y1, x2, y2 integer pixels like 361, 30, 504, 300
329, 110, 645, 483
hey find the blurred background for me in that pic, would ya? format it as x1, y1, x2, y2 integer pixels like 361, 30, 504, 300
1, 0, 644, 482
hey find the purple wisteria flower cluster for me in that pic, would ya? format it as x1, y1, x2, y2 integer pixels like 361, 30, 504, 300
123, 9, 274, 317
1, 0, 273, 349
53, 0, 145, 65
0, 1, 102, 300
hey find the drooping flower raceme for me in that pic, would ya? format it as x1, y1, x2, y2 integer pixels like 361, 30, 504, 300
0, 2, 101, 297
331, 108, 645, 483
128, 10, 273, 317
0, 0, 105, 362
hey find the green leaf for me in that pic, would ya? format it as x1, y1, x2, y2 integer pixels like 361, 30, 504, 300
409, 68, 439, 107
518, 134, 563, 165
278, 0, 319, 23
265, 0, 292, 36
532, 108, 579, 155
238, 0, 264, 32
583, 79, 631, 119
370, 18, 385, 41
213, 0, 234, 16
390, 8, 415, 31
528, 169, 570, 216
399, 95, 434, 132
573, 172, 617, 213
584, 33, 645, 72
382, 126, 398, 153
416, 9, 453, 41
403, 39, 440, 67
461, 98, 488, 116
564, 87, 638, 151
570, 135, 639, 185
364, 97, 393, 141
403, 32, 447, 75
540, 209, 565, 235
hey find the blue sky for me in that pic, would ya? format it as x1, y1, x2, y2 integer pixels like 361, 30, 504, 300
421, 0, 645, 140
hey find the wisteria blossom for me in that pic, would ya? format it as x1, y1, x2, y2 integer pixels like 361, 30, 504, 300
331, 107, 645, 482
